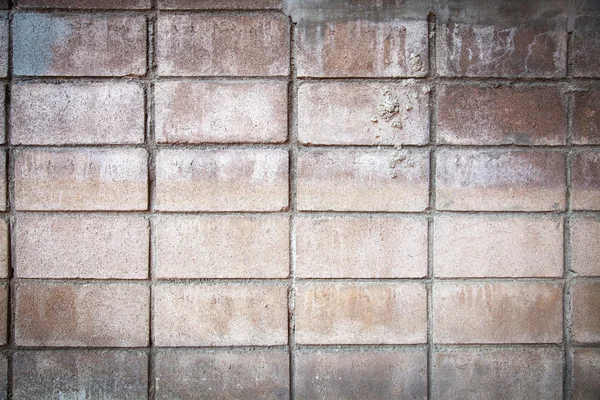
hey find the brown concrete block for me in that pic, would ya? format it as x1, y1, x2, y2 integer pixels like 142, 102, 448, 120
14, 148, 148, 211
155, 149, 288, 211
296, 215, 428, 278
436, 149, 566, 211
572, 282, 600, 343
155, 81, 287, 144
433, 282, 563, 343
153, 284, 288, 346
433, 348, 563, 399
13, 14, 147, 76
295, 282, 427, 344
155, 350, 289, 399
573, 16, 600, 77
572, 151, 600, 210
15, 282, 150, 347
295, 349, 427, 400
437, 85, 566, 145
298, 82, 429, 145
571, 215, 600, 276
297, 149, 429, 211
296, 19, 428, 77
154, 215, 289, 279
437, 21, 566, 77
15, 214, 149, 279
156, 14, 289, 76
573, 348, 600, 400
11, 82, 145, 145
573, 85, 600, 144
434, 214, 563, 278
13, 351, 148, 399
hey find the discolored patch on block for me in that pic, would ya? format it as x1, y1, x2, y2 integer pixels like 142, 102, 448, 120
13, 14, 147, 76
295, 282, 427, 344
13, 351, 148, 400
156, 14, 289, 76
296, 350, 427, 400
297, 149, 429, 211
572, 151, 600, 210
433, 348, 563, 400
155, 350, 289, 399
436, 149, 566, 211
15, 282, 150, 347
155, 149, 289, 211
437, 20, 567, 77
437, 85, 566, 145
433, 282, 563, 344
296, 19, 428, 77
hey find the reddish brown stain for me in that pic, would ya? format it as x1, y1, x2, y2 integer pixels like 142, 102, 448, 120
439, 22, 566, 77
438, 85, 566, 145
46, 15, 146, 76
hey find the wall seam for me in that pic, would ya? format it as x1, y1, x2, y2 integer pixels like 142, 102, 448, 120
6, 0, 14, 397
287, 14, 298, 400
147, 0, 158, 399
426, 11, 438, 400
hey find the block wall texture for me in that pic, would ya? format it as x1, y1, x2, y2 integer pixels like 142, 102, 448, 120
0, 0, 599, 399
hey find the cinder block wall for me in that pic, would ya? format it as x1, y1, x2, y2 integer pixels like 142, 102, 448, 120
0, 0, 598, 398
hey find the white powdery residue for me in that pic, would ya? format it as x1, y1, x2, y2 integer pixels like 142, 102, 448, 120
251, 151, 279, 183
353, 152, 389, 182
314, 23, 325, 75
58, 389, 87, 400
97, 150, 146, 182
374, 21, 387, 75
449, 24, 463, 69
454, 151, 547, 188
472, 25, 517, 74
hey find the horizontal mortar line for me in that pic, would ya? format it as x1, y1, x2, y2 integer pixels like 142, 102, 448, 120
7, 345, 290, 352
569, 276, 600, 283
297, 210, 569, 216
294, 344, 428, 351
9, 276, 574, 285
436, 210, 600, 216
8, 210, 292, 216
296, 211, 432, 217
9, 209, 292, 214
4, 143, 291, 149
296, 144, 600, 151
6, 277, 600, 285
295, 343, 565, 351
3, 143, 600, 151
571, 343, 600, 348
10, 75, 290, 82
295, 277, 431, 282
148, 345, 290, 352
4, 75, 600, 85
0, 343, 580, 352
428, 277, 567, 283
295, 277, 566, 284
7, 210, 600, 217
433, 76, 600, 84
10, 8, 285, 15
297, 76, 431, 83
297, 76, 600, 84
12, 278, 292, 285
7, 346, 153, 352
431, 343, 565, 350
3, 344, 590, 353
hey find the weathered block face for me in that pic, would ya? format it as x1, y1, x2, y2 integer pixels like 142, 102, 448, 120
0, 0, 598, 398
13, 14, 147, 76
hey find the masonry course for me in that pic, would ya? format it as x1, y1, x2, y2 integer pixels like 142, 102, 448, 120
0, 0, 598, 398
